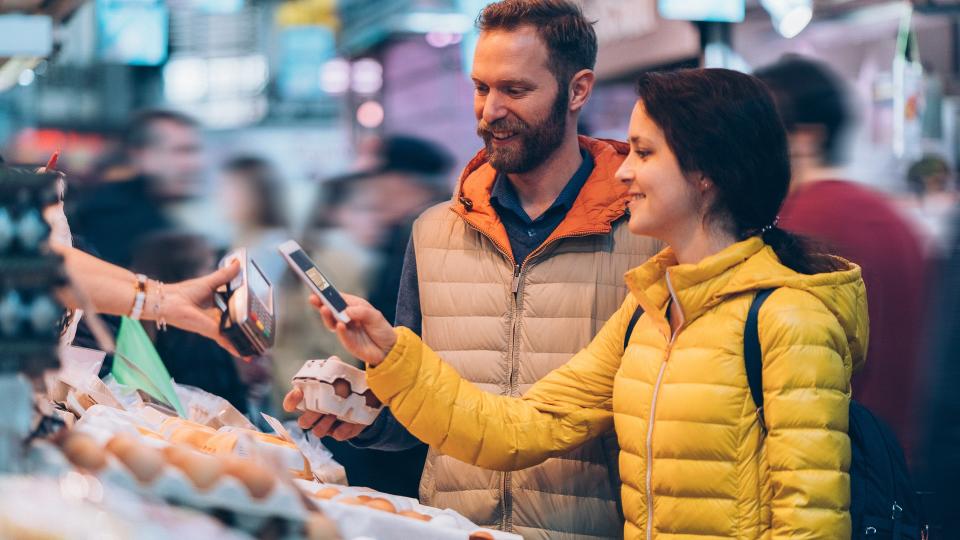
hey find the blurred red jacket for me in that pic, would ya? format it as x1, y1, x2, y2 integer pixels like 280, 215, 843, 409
780, 179, 929, 461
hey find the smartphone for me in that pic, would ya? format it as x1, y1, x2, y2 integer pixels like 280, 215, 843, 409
278, 240, 351, 324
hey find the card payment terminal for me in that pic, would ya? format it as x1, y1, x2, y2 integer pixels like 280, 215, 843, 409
215, 248, 276, 356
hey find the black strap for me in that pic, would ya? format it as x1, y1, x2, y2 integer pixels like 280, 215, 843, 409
744, 289, 776, 430
623, 305, 644, 351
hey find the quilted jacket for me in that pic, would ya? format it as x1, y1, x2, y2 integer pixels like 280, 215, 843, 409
368, 237, 868, 539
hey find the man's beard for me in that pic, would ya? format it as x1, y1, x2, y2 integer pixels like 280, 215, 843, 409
477, 86, 569, 174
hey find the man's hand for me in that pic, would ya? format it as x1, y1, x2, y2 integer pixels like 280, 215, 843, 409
310, 293, 396, 367
283, 387, 367, 441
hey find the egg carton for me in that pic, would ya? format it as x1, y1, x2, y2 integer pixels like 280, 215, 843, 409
294, 480, 520, 540
292, 358, 384, 425
99, 454, 313, 530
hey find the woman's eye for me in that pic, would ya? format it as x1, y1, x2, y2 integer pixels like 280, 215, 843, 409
634, 149, 651, 158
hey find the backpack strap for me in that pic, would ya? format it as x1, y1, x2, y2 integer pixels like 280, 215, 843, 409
623, 305, 644, 351
744, 288, 776, 432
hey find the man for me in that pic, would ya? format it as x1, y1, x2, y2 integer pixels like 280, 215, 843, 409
69, 110, 204, 268
287, 1, 659, 537
756, 56, 929, 459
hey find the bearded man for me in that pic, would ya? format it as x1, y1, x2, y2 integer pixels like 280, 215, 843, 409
285, 1, 660, 538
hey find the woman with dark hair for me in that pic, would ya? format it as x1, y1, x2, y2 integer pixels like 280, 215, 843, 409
287, 69, 866, 539
220, 156, 290, 284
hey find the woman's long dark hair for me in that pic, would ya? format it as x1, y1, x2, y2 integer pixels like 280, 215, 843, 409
634, 69, 843, 274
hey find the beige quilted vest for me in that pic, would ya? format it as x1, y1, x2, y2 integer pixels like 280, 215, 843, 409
412, 197, 659, 539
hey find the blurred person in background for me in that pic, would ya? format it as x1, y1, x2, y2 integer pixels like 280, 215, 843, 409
904, 154, 957, 255
917, 210, 960, 538
362, 135, 454, 325
220, 155, 291, 284
68, 109, 203, 268
756, 55, 929, 460
288, 1, 662, 536
129, 232, 249, 414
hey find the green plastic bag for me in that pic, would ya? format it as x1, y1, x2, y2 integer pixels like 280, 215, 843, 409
111, 317, 186, 417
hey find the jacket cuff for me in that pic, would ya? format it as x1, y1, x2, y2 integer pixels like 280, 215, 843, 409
367, 326, 422, 404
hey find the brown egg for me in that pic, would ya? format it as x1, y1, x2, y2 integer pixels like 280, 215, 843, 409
163, 445, 224, 491
468, 532, 495, 540
331, 378, 352, 398
313, 487, 341, 500
63, 433, 107, 471
113, 442, 165, 484
398, 510, 431, 522
364, 498, 396, 513
223, 457, 276, 499
169, 428, 215, 449
105, 433, 139, 456
337, 496, 366, 506
362, 390, 382, 409
304, 512, 340, 540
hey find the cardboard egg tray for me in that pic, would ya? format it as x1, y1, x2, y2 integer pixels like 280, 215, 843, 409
292, 358, 384, 425
97, 451, 314, 535
295, 480, 521, 540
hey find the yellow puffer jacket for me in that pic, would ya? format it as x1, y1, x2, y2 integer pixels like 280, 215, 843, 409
369, 237, 869, 539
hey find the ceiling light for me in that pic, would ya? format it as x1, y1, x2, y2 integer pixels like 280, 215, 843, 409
762, 0, 813, 38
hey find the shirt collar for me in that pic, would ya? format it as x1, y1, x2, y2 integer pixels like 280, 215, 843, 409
490, 149, 594, 224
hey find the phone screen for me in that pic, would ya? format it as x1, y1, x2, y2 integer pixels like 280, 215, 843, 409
248, 260, 273, 314
289, 249, 348, 312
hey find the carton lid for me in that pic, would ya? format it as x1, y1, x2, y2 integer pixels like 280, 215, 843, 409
292, 357, 371, 395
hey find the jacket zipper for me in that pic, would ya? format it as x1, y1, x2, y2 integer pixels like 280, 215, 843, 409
502, 262, 526, 531
645, 271, 685, 539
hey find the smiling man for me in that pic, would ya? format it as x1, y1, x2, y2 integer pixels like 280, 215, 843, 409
285, 1, 660, 538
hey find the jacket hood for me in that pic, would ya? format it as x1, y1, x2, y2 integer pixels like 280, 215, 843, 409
449, 136, 630, 263
625, 236, 869, 371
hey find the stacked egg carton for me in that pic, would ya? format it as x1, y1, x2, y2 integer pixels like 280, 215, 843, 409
0, 167, 64, 376
0, 167, 65, 473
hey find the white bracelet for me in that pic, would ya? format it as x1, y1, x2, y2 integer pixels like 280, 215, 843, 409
130, 274, 147, 320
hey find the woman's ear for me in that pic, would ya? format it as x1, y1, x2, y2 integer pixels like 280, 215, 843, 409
698, 174, 715, 194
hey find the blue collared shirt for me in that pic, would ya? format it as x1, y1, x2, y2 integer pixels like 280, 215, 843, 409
489, 149, 594, 264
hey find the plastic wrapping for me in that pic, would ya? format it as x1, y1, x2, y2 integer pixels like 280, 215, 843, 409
296, 480, 521, 540
174, 384, 257, 431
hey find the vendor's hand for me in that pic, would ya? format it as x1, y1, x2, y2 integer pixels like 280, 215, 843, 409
165, 261, 241, 356
283, 387, 367, 441
310, 294, 396, 367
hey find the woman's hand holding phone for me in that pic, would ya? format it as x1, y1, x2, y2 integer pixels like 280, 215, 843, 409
310, 293, 396, 367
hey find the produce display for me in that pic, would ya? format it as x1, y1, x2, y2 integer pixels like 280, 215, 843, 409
0, 353, 523, 540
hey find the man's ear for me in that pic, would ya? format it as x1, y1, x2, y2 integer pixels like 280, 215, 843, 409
568, 69, 596, 113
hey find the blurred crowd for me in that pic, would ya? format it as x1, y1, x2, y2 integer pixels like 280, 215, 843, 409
35, 51, 958, 528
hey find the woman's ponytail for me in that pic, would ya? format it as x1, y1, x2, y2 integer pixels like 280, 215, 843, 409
760, 226, 845, 275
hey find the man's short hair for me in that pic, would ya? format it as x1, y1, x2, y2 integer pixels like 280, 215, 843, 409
754, 55, 853, 165
124, 109, 199, 151
477, 0, 597, 89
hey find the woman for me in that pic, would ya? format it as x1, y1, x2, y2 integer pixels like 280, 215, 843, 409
220, 156, 290, 285
294, 69, 867, 539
